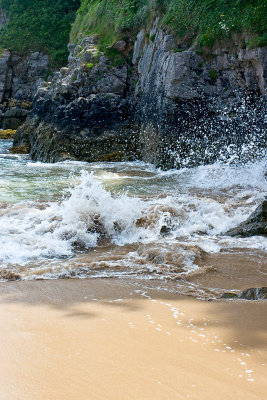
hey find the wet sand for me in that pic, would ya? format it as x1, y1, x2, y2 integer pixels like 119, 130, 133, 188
0, 279, 267, 400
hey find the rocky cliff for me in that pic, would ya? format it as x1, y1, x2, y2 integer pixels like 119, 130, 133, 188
14, 21, 267, 168
0, 50, 48, 129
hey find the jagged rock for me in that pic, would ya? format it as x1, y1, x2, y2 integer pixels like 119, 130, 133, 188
135, 30, 266, 168
238, 287, 267, 300
226, 200, 267, 237
222, 287, 267, 300
13, 28, 267, 167
0, 50, 48, 129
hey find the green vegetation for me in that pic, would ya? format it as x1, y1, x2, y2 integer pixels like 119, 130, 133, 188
86, 62, 94, 69
71, 0, 267, 51
150, 33, 156, 42
247, 33, 267, 48
0, 1, 265, 68
198, 34, 216, 48
0, 0, 81, 66
209, 69, 218, 80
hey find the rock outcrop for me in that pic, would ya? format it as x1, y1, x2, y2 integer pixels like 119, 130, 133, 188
0, 50, 48, 129
226, 200, 267, 237
14, 23, 267, 167
222, 287, 267, 300
14, 36, 138, 162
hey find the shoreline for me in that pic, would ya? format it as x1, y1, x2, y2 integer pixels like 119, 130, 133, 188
0, 278, 267, 399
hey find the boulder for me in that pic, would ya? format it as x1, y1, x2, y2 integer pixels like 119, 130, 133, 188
226, 200, 267, 237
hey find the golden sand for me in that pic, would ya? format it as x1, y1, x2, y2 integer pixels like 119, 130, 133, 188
0, 279, 266, 400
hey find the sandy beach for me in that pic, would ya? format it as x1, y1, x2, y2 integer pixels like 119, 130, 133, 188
0, 279, 266, 400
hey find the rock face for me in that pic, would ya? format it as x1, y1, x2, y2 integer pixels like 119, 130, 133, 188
0, 50, 48, 129
14, 24, 267, 167
226, 200, 267, 237
14, 36, 138, 162
222, 287, 267, 300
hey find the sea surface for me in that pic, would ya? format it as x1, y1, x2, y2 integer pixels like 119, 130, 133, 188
0, 139, 266, 299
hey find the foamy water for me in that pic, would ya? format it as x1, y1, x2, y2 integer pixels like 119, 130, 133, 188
0, 140, 266, 297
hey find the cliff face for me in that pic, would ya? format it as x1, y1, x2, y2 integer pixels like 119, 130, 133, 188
14, 22, 267, 168
0, 50, 48, 129
134, 21, 266, 168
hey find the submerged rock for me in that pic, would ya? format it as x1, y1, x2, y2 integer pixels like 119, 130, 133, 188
9, 142, 30, 154
226, 200, 267, 237
0, 269, 20, 281
222, 287, 267, 300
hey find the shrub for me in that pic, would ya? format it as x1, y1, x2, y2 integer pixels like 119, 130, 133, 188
198, 33, 216, 48
0, 0, 80, 67
71, 0, 267, 51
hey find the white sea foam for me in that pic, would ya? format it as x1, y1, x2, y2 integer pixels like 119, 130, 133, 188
0, 171, 148, 265
0, 156, 266, 277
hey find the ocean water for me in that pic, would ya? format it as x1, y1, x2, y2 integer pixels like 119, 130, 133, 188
0, 140, 266, 299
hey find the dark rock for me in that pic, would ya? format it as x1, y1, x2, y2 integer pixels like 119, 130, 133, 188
0, 50, 48, 129
13, 28, 267, 167
237, 287, 267, 300
4, 107, 29, 118
3, 107, 30, 129
222, 287, 267, 300
226, 201, 267, 237
9, 142, 30, 154
67, 43, 76, 55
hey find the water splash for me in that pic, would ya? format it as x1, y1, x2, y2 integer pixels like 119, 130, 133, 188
0, 154, 266, 292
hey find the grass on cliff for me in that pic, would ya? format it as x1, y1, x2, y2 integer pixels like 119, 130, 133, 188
0, 0, 81, 67
71, 0, 267, 50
